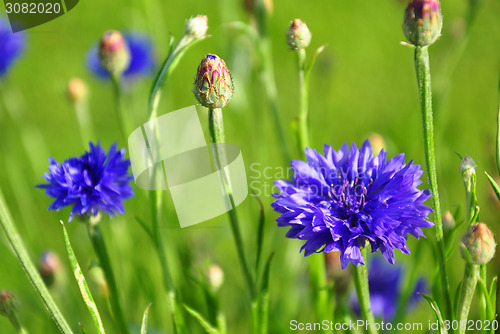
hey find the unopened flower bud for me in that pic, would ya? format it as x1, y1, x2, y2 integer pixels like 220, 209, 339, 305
38, 251, 61, 287
403, 0, 443, 47
442, 211, 455, 232
461, 223, 496, 265
0, 291, 19, 318
99, 30, 130, 77
67, 78, 88, 104
368, 133, 386, 155
185, 15, 208, 39
193, 54, 234, 109
460, 155, 476, 177
208, 264, 224, 291
286, 19, 311, 50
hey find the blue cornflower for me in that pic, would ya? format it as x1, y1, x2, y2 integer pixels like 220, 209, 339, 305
37, 142, 134, 221
349, 256, 426, 321
0, 18, 25, 77
272, 140, 433, 268
86, 32, 155, 80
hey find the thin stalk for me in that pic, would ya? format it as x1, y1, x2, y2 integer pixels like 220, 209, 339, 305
456, 263, 479, 334
5, 310, 28, 334
87, 224, 129, 334
478, 265, 487, 320
208, 107, 255, 298
414, 45, 452, 321
352, 248, 377, 334
111, 75, 127, 144
296, 48, 309, 155
73, 100, 95, 148
294, 47, 332, 331
0, 188, 73, 334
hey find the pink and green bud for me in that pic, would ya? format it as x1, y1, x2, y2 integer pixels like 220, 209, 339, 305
286, 19, 311, 50
461, 223, 496, 265
185, 15, 208, 39
0, 291, 19, 318
38, 250, 62, 287
99, 30, 130, 77
403, 0, 443, 47
67, 78, 88, 104
193, 54, 234, 109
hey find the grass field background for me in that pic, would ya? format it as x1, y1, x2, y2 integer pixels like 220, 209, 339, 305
1, 0, 500, 333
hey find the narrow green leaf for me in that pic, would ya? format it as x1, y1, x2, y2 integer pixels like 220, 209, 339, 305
306, 44, 327, 73
253, 253, 274, 334
485, 171, 500, 202
78, 323, 87, 334
477, 278, 494, 320
61, 221, 105, 334
489, 276, 497, 310
183, 304, 219, 334
135, 215, 154, 242
140, 303, 151, 334
421, 294, 448, 334
253, 191, 265, 272
454, 281, 462, 318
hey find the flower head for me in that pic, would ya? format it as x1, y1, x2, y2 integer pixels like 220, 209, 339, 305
0, 18, 25, 78
272, 140, 433, 269
403, 0, 443, 47
37, 142, 134, 222
87, 32, 155, 80
286, 19, 311, 50
350, 257, 425, 321
38, 250, 62, 287
193, 54, 234, 109
0, 290, 19, 318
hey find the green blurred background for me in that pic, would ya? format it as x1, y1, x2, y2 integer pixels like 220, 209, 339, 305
1, 0, 500, 333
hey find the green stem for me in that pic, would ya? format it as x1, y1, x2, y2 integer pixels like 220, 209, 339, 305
414, 45, 452, 322
478, 265, 487, 320
296, 48, 309, 156
111, 75, 127, 144
150, 190, 186, 333
457, 263, 479, 334
87, 224, 129, 334
258, 30, 292, 162
208, 108, 255, 299
0, 188, 73, 334
352, 248, 377, 334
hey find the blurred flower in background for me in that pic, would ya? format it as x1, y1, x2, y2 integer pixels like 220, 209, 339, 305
272, 140, 433, 268
349, 256, 426, 321
37, 142, 133, 221
0, 18, 25, 78
86, 32, 155, 80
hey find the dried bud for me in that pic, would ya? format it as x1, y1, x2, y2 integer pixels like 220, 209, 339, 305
208, 264, 224, 291
442, 211, 455, 232
403, 0, 443, 47
0, 291, 19, 318
193, 54, 234, 109
185, 15, 208, 39
38, 251, 62, 287
67, 78, 88, 104
99, 30, 130, 77
461, 223, 496, 265
460, 155, 476, 176
286, 19, 311, 50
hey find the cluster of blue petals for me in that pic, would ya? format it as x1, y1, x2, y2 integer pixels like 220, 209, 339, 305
272, 140, 433, 268
37, 142, 133, 221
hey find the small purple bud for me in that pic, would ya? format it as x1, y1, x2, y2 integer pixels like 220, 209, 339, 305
38, 251, 62, 287
185, 15, 208, 39
286, 19, 311, 50
0, 291, 19, 318
403, 0, 443, 47
461, 223, 496, 265
99, 30, 131, 77
193, 54, 234, 109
